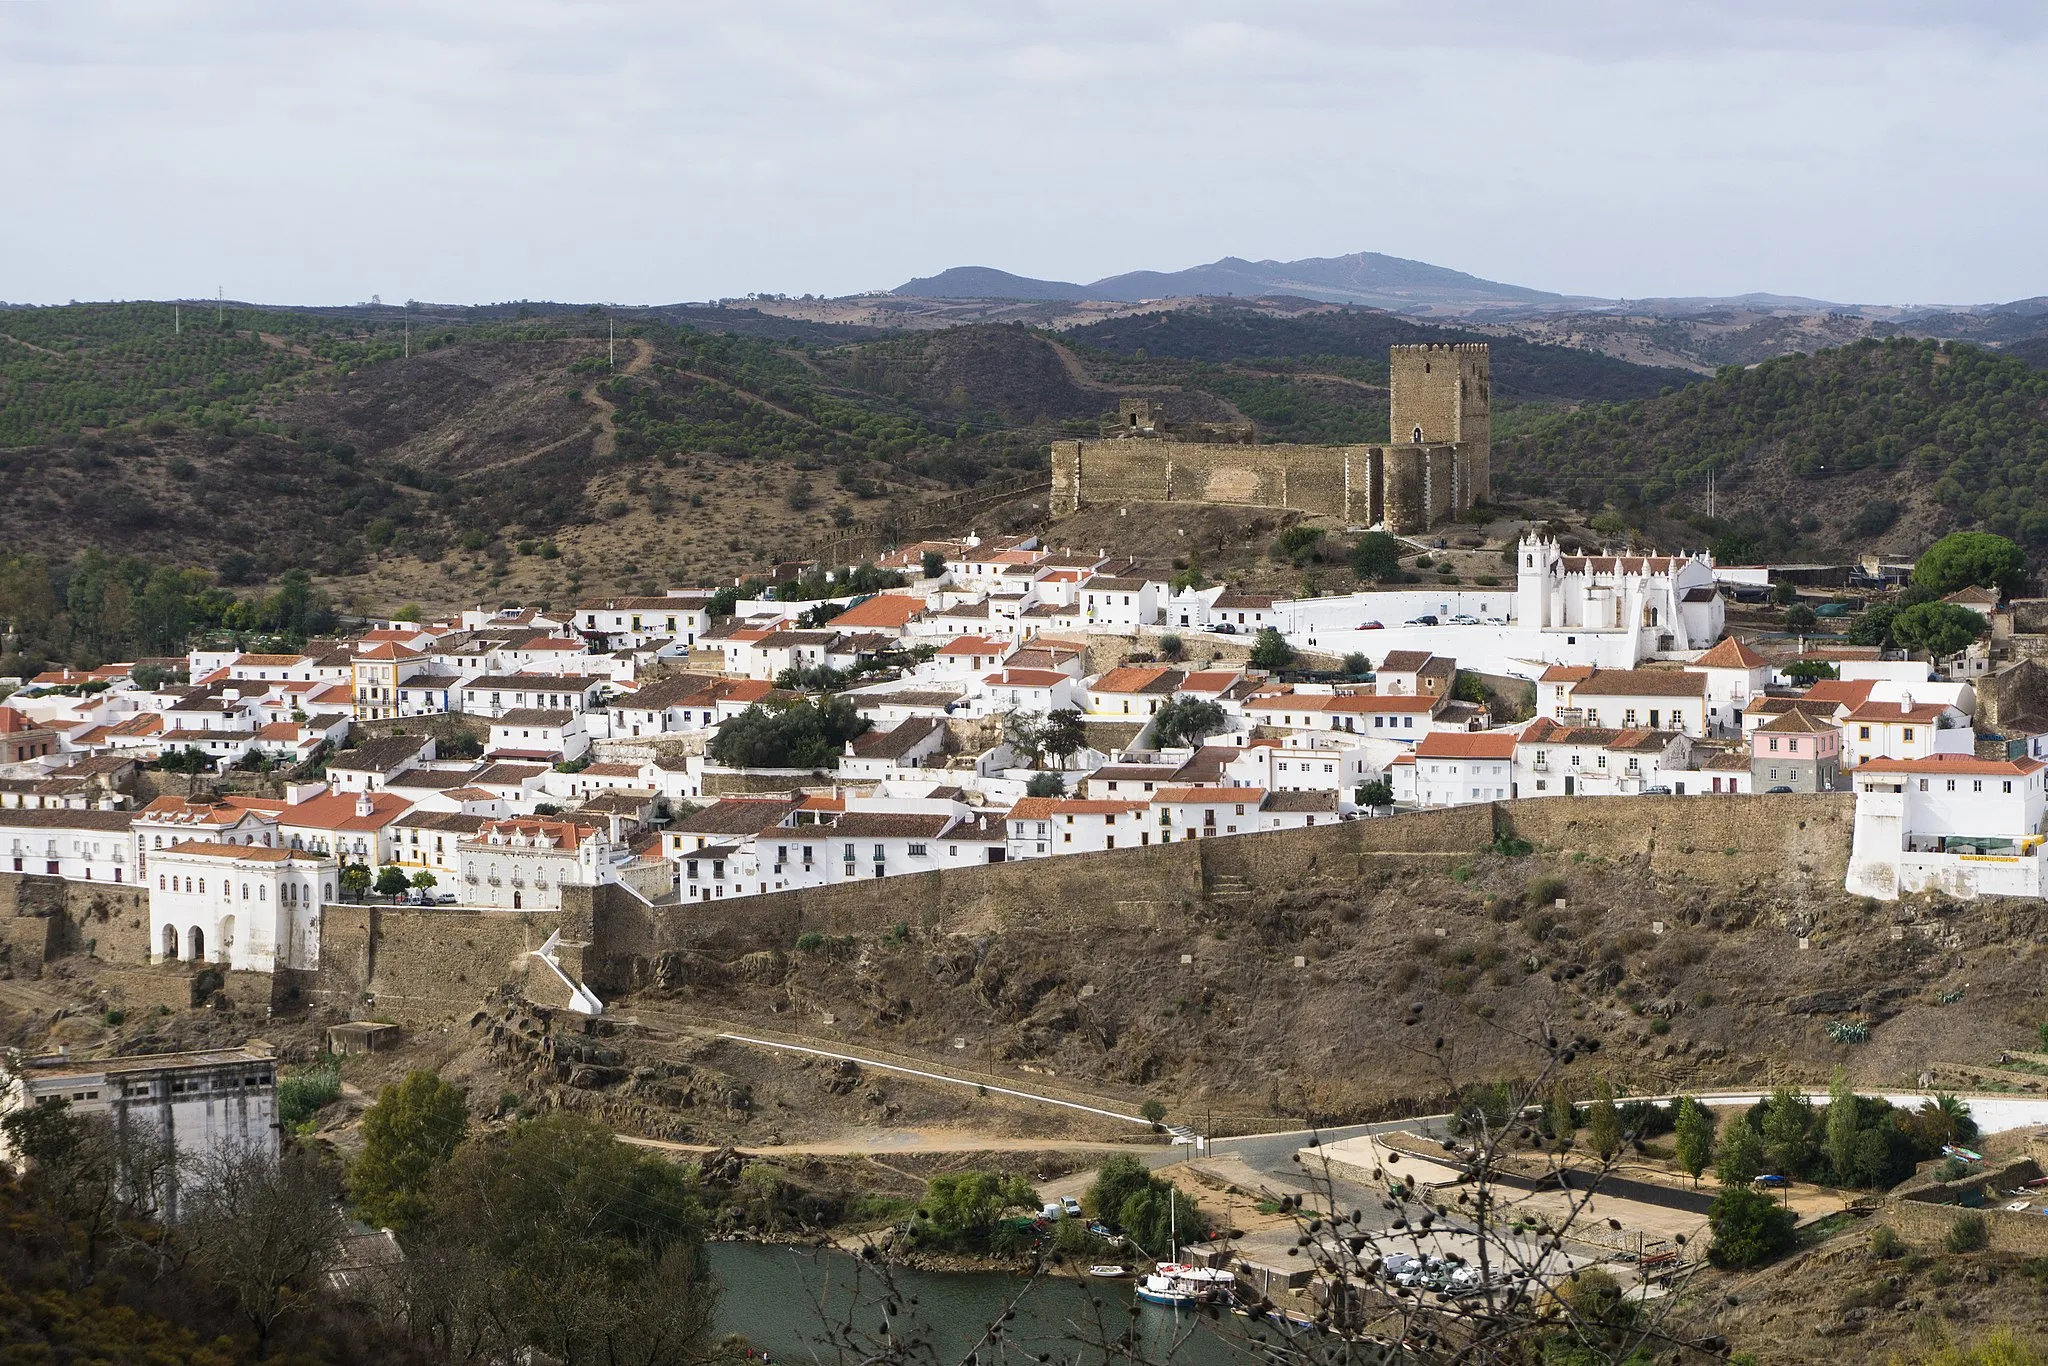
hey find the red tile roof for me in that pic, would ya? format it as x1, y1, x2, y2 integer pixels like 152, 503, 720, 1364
1415, 731, 1518, 759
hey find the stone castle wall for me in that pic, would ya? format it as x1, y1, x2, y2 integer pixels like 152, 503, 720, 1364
1049, 437, 1472, 534
15, 792, 1850, 1027
1050, 342, 1489, 532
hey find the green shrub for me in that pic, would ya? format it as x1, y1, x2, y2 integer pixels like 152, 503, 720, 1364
795, 933, 826, 952
1139, 1099, 1167, 1124
1709, 1185, 1797, 1268
277, 1061, 342, 1131
1946, 1212, 1990, 1254
1527, 875, 1568, 906
101, 1009, 125, 1027
1869, 1224, 1905, 1259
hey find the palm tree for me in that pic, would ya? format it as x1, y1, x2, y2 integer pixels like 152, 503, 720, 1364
1919, 1093, 1974, 1147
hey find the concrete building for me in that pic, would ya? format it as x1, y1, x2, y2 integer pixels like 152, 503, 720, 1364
0, 1046, 278, 1217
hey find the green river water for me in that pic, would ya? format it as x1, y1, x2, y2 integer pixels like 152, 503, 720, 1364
706, 1241, 1328, 1362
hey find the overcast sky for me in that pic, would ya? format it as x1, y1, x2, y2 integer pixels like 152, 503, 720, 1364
4, 1, 2043, 308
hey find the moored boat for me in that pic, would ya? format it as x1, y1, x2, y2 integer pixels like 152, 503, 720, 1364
1134, 1263, 1236, 1307
1086, 1264, 1130, 1279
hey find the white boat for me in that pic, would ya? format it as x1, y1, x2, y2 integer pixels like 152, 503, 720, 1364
1134, 1263, 1236, 1307
1087, 1264, 1131, 1279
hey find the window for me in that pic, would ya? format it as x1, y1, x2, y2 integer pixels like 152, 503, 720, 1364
1946, 779, 1956, 792
907, 843, 928, 857
2004, 780, 2014, 794
1768, 737, 1779, 752
1859, 725, 1871, 740
1919, 779, 1928, 792
1903, 728, 1915, 742
1973, 780, 1983, 793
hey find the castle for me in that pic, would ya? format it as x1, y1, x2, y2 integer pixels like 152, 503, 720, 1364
1049, 343, 1489, 534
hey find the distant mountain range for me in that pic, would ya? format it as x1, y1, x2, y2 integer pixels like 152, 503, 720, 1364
892, 251, 1595, 315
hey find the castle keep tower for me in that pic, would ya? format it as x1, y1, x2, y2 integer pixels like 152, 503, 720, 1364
1389, 342, 1490, 504
1050, 342, 1490, 532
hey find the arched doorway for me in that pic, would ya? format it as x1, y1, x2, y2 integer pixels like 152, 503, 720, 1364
1411, 425, 1424, 444
219, 915, 236, 964
188, 925, 205, 961
162, 924, 180, 960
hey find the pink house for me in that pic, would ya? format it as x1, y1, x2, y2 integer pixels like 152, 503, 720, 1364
1750, 710, 1841, 793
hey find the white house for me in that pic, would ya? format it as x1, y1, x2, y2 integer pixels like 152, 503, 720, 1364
0, 808, 138, 882
1554, 669, 1709, 737
1410, 731, 1518, 807
1513, 719, 1692, 798
486, 708, 590, 763
457, 816, 619, 910
1847, 753, 2048, 900
840, 716, 948, 778
1841, 697, 1974, 767
148, 841, 335, 970
1004, 796, 1151, 858
1078, 576, 1162, 630
458, 675, 605, 719
1684, 638, 1772, 735
574, 594, 713, 650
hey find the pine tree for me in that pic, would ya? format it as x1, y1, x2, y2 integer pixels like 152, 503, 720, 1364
1586, 1074, 1623, 1161
1825, 1067, 1861, 1187
1674, 1095, 1714, 1187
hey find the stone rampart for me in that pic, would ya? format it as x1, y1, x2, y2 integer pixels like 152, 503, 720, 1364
0, 873, 154, 968
1499, 792, 1854, 889
306, 902, 579, 1020
296, 794, 1856, 1021
1886, 1197, 2048, 1257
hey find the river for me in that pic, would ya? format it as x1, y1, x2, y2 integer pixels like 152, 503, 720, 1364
707, 1242, 1325, 1363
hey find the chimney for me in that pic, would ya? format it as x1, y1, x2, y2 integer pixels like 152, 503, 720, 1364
1900, 692, 1914, 715
355, 792, 374, 819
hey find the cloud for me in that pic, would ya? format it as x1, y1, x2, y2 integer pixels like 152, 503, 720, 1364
0, 0, 2041, 305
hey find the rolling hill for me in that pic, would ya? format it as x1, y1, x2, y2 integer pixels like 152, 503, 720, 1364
1498, 335, 2048, 563
895, 250, 1598, 314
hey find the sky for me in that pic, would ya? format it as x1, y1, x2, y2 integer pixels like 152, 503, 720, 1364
3, 1, 2044, 308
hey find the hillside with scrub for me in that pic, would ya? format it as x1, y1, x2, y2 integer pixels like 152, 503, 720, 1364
1496, 337, 2048, 564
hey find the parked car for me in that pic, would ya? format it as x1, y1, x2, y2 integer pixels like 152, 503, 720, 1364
434, 892, 458, 905
1643, 785, 1673, 795
1766, 785, 1794, 794
1061, 1196, 1082, 1217
1449, 614, 1480, 625
1404, 614, 1440, 627
1356, 620, 1384, 630
1212, 623, 1237, 635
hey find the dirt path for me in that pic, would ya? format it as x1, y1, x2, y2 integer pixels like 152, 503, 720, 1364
0, 977, 75, 1019
0, 334, 69, 361
674, 368, 822, 427
256, 332, 327, 362
1042, 338, 1254, 424
580, 338, 653, 457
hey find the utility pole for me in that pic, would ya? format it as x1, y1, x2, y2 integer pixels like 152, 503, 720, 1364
174, 303, 180, 335
217, 287, 223, 324
404, 321, 410, 358
608, 319, 615, 370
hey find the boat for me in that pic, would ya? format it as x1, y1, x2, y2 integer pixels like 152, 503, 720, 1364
1086, 1264, 1131, 1279
1134, 1263, 1236, 1307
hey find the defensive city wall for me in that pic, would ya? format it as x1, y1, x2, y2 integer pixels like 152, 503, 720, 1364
0, 793, 1853, 1024
1049, 343, 1491, 535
